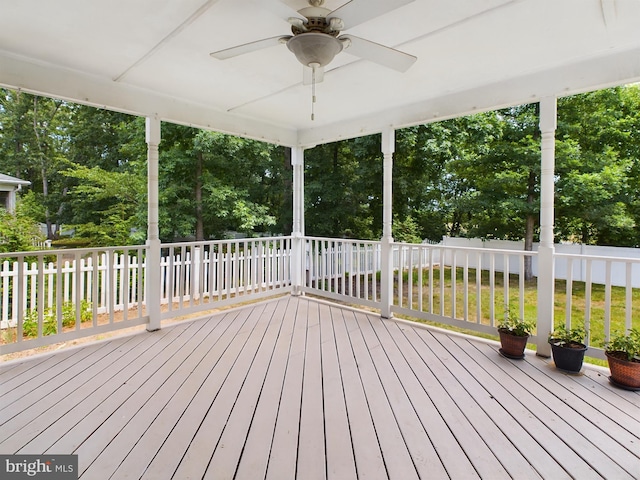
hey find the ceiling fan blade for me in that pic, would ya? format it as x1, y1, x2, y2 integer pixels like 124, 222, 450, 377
210, 36, 291, 60
250, 0, 305, 21
328, 0, 415, 30
340, 35, 416, 72
303, 65, 325, 85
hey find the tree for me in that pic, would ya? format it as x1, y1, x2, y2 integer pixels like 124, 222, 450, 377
304, 136, 381, 239
159, 125, 283, 241
0, 89, 71, 239
0, 195, 44, 253
556, 86, 640, 245
62, 165, 146, 246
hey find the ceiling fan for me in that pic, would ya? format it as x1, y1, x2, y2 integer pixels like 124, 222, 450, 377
210, 0, 417, 82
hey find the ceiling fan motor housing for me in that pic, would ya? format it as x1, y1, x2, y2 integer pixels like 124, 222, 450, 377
287, 32, 343, 67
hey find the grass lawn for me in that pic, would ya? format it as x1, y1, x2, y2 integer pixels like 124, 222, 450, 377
395, 266, 639, 363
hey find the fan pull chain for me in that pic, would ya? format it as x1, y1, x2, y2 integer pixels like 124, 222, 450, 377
311, 64, 317, 121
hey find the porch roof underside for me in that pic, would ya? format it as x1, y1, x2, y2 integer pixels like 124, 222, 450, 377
0, 296, 638, 479
1, 0, 640, 147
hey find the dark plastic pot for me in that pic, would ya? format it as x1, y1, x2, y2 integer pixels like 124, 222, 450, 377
549, 340, 587, 373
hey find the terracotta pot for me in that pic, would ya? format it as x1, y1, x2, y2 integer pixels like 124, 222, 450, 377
549, 340, 587, 373
606, 351, 640, 389
498, 329, 529, 359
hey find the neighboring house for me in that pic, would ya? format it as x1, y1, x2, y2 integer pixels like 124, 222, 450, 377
0, 173, 30, 213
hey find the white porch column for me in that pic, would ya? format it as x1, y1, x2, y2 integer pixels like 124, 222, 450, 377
146, 116, 162, 331
537, 97, 557, 357
380, 128, 395, 319
291, 146, 305, 295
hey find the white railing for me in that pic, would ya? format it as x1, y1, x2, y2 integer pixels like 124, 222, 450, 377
303, 237, 381, 308
392, 243, 536, 337
2, 236, 637, 358
0, 237, 292, 354
159, 237, 292, 319
304, 237, 640, 359
555, 253, 640, 358
0, 246, 148, 354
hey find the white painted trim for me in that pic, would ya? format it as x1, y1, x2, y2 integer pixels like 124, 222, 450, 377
537, 97, 557, 358
0, 51, 298, 147
297, 46, 640, 147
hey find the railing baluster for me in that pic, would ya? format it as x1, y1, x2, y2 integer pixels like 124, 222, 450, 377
503, 255, 510, 317
476, 254, 482, 324
626, 262, 633, 330
463, 252, 469, 321
450, 251, 456, 319
429, 248, 434, 315
489, 253, 495, 325
604, 260, 612, 341
585, 259, 592, 342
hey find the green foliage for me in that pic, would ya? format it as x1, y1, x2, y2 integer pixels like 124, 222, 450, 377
548, 325, 586, 347
392, 214, 422, 243
606, 328, 640, 362
22, 301, 92, 338
159, 126, 282, 240
62, 165, 146, 245
0, 200, 44, 253
3, 84, 640, 248
497, 309, 535, 337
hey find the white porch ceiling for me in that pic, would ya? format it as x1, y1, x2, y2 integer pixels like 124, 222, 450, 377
1, 0, 639, 147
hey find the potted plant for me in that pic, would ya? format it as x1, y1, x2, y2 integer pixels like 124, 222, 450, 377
548, 325, 587, 373
605, 328, 640, 390
497, 310, 535, 359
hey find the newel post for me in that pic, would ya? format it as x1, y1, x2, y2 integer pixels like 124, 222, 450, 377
291, 146, 305, 296
380, 128, 395, 319
146, 116, 162, 331
537, 97, 557, 357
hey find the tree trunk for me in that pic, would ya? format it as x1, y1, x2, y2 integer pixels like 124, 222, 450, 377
195, 151, 204, 241
32, 96, 62, 240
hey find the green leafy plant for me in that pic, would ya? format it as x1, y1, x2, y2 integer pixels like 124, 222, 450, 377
549, 325, 586, 347
497, 309, 534, 337
23, 309, 57, 337
606, 328, 640, 362
21, 301, 93, 339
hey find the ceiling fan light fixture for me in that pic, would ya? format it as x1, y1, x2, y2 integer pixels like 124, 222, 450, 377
286, 32, 343, 67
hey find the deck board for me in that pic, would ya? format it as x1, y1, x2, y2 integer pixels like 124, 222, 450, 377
331, 306, 387, 479
452, 334, 634, 479
385, 322, 536, 479
1, 296, 638, 480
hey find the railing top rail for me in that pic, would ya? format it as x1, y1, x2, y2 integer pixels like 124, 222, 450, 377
304, 236, 382, 245
554, 252, 640, 263
162, 236, 292, 249
392, 242, 538, 256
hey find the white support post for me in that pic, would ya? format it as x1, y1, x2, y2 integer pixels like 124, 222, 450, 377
291, 146, 305, 296
537, 97, 557, 357
380, 128, 395, 319
146, 116, 162, 331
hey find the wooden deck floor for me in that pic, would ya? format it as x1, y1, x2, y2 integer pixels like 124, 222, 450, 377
0, 296, 638, 479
